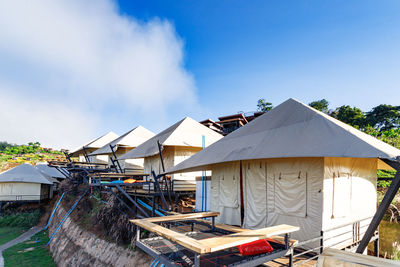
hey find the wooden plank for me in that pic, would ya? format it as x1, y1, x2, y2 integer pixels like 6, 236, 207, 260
132, 219, 209, 254
166, 212, 298, 246
141, 212, 220, 223
198, 224, 299, 253
201, 221, 298, 247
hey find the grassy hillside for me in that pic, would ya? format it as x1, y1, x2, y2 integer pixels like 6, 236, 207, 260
0, 141, 65, 172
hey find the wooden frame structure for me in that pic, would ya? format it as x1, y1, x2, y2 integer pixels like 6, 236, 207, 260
132, 212, 299, 267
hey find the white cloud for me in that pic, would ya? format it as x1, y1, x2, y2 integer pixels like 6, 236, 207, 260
0, 0, 197, 149
0, 82, 97, 149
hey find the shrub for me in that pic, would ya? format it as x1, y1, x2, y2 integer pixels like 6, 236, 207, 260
0, 211, 41, 228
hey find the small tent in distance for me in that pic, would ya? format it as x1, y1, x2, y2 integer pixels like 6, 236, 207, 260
0, 164, 53, 202
120, 117, 223, 191
69, 131, 118, 164
89, 126, 155, 172
166, 98, 400, 250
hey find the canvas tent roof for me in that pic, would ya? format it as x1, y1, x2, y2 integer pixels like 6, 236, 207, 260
70, 131, 119, 156
89, 126, 155, 156
36, 163, 66, 179
166, 98, 400, 174
120, 117, 223, 160
0, 164, 52, 184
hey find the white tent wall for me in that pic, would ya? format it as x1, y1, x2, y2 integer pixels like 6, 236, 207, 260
143, 146, 175, 175
108, 148, 145, 171
89, 154, 109, 164
210, 162, 241, 226
0, 182, 42, 201
210, 158, 324, 247
144, 146, 203, 191
322, 157, 377, 249
173, 147, 203, 191
262, 158, 324, 246
121, 158, 145, 170
195, 177, 211, 211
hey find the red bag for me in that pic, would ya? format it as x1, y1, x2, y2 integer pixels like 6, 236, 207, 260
237, 239, 274, 256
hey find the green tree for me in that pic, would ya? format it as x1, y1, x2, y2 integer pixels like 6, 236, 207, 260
366, 104, 400, 131
309, 99, 329, 113
0, 142, 13, 152
335, 105, 366, 127
257, 99, 273, 112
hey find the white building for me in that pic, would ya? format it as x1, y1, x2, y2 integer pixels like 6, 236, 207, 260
89, 126, 155, 172
70, 131, 118, 163
120, 117, 223, 191
0, 164, 54, 201
166, 98, 400, 250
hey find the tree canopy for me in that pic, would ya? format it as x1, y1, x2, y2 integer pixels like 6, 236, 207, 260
366, 104, 400, 131
334, 105, 366, 127
257, 99, 273, 112
309, 99, 329, 113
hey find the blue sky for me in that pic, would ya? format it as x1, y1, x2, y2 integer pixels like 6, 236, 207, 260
120, 0, 400, 114
0, 1, 400, 149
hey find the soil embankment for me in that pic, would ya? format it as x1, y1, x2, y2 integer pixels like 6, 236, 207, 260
48, 204, 152, 267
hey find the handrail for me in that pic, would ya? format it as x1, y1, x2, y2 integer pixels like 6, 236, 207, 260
292, 217, 377, 266
323, 216, 373, 232
43, 192, 65, 230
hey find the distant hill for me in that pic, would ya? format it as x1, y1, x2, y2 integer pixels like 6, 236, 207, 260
0, 141, 65, 172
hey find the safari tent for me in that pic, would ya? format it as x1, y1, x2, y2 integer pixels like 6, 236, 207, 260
70, 131, 118, 163
120, 117, 223, 191
36, 163, 66, 182
36, 163, 66, 195
89, 126, 155, 172
0, 164, 53, 201
166, 98, 400, 250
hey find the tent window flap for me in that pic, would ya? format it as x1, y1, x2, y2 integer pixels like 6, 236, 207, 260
275, 171, 307, 217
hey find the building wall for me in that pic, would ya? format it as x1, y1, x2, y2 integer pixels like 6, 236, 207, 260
322, 157, 377, 249
209, 157, 378, 250
210, 158, 324, 246
0, 182, 42, 201
240, 158, 324, 244
91, 155, 109, 164
108, 148, 145, 171
143, 146, 203, 191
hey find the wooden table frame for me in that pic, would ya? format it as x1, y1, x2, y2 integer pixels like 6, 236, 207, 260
132, 212, 299, 267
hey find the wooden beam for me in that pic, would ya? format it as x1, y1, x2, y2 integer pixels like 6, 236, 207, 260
198, 224, 299, 253
133, 219, 209, 254
166, 212, 298, 247
137, 212, 219, 223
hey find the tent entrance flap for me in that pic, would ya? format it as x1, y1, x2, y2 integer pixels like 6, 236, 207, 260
211, 162, 241, 226
243, 160, 267, 229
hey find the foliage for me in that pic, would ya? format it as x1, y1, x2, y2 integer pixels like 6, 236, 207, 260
1, 142, 41, 155
377, 180, 391, 188
0, 211, 41, 228
378, 169, 397, 179
257, 99, 273, 112
394, 242, 400, 261
333, 105, 366, 127
0, 141, 14, 151
309, 99, 329, 113
3, 230, 56, 267
0, 227, 28, 246
366, 104, 400, 131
